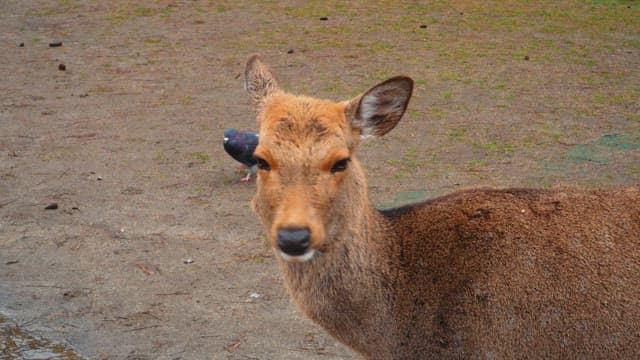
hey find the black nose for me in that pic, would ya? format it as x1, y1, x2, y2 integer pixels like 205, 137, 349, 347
277, 228, 311, 256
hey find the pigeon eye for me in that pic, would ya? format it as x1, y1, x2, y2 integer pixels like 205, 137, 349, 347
331, 158, 350, 173
255, 157, 271, 171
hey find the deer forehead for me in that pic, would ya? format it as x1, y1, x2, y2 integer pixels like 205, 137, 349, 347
256, 94, 355, 160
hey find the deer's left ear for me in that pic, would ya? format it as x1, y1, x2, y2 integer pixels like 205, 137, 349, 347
245, 55, 281, 110
344, 76, 413, 138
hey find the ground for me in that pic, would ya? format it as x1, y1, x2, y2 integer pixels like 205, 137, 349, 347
0, 1, 638, 359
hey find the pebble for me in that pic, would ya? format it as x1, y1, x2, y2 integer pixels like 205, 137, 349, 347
319, 16, 328, 21
49, 41, 62, 47
419, 24, 428, 29
183, 258, 194, 264
58, 63, 66, 71
45, 203, 59, 210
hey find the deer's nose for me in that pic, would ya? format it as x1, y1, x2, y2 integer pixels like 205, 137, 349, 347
277, 228, 311, 256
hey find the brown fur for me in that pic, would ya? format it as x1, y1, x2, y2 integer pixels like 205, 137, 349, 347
244, 55, 640, 359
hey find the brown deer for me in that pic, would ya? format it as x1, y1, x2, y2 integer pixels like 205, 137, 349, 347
243, 55, 640, 359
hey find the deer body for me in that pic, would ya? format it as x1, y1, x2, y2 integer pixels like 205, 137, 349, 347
243, 55, 640, 359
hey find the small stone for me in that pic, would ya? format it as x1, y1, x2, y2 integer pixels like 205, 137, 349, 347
183, 258, 194, 264
319, 16, 328, 21
96, 176, 103, 181
49, 41, 63, 47
45, 203, 59, 210
419, 24, 428, 29
58, 63, 66, 71
249, 292, 262, 299
287, 49, 294, 54
112, 228, 126, 239
19, 42, 24, 47
524, 55, 530, 61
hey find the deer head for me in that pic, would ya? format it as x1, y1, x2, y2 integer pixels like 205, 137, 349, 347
245, 55, 413, 262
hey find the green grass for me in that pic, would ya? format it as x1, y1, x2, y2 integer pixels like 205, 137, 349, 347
189, 152, 211, 164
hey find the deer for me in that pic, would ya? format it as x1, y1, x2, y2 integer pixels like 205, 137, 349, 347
242, 55, 640, 359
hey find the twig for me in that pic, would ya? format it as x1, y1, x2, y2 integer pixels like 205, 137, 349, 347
123, 325, 160, 332
156, 291, 189, 296
0, 199, 17, 208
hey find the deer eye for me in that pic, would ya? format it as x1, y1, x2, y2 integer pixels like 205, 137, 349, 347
255, 157, 271, 171
330, 158, 350, 173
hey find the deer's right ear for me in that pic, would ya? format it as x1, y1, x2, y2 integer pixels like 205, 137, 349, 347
345, 76, 413, 138
245, 55, 280, 110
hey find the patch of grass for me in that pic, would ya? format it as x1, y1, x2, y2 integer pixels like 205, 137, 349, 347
385, 146, 432, 180
90, 85, 114, 94
189, 152, 211, 164
153, 150, 167, 161
472, 141, 499, 152
27, 4, 77, 16
192, 185, 208, 195
467, 159, 487, 171
37, 154, 51, 162
135, 7, 155, 17
438, 70, 461, 82
126, 137, 146, 144
447, 129, 519, 156
589, 0, 639, 7
181, 96, 194, 105
144, 37, 170, 46
493, 82, 507, 90
324, 82, 346, 95
449, 127, 468, 139
159, 6, 173, 20
392, 169, 409, 180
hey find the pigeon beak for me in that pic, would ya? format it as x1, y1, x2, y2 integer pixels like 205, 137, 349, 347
223, 137, 229, 143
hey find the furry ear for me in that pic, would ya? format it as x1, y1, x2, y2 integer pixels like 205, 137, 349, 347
345, 76, 413, 138
244, 55, 281, 109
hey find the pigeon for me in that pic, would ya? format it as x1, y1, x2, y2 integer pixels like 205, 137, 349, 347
223, 128, 259, 182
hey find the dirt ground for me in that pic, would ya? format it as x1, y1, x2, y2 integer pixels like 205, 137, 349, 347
1, 1, 638, 359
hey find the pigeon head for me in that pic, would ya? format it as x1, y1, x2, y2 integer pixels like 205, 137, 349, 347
223, 128, 238, 144
223, 128, 259, 168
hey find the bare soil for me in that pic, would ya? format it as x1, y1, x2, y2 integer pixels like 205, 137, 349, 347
1, 1, 638, 359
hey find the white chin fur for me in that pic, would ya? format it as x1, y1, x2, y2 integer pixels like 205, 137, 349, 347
279, 249, 315, 262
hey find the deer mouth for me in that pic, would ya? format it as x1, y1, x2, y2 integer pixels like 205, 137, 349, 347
278, 249, 316, 262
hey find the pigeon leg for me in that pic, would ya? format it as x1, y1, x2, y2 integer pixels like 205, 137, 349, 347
239, 165, 256, 182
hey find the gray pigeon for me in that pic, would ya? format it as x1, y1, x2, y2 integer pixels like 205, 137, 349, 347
223, 128, 259, 182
